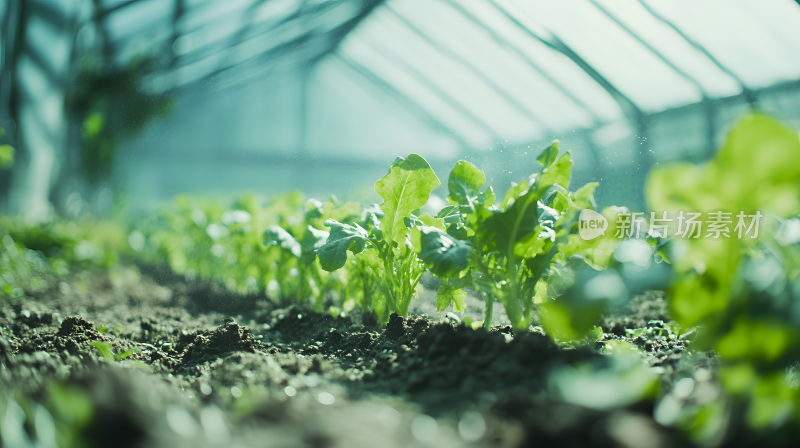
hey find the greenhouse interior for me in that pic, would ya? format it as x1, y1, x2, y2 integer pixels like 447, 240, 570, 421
2, 0, 800, 446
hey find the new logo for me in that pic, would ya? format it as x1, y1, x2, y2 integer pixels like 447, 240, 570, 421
579, 209, 607, 240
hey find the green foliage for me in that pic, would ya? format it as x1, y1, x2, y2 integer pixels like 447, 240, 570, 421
411, 226, 469, 277
114, 348, 141, 361
88, 341, 114, 360
0, 218, 127, 301
646, 114, 800, 431
307, 145, 606, 328
375, 154, 441, 245
436, 283, 467, 313
425, 142, 603, 332
447, 160, 486, 209
317, 221, 366, 271
312, 154, 441, 320
0, 384, 94, 448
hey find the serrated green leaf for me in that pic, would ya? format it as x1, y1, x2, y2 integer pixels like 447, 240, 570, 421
538, 202, 559, 227
500, 180, 529, 210
437, 284, 467, 313
539, 153, 572, 192
317, 219, 368, 271
477, 186, 495, 207
305, 198, 325, 219
355, 247, 383, 273
404, 215, 421, 229
436, 205, 460, 219
419, 212, 446, 231
541, 184, 567, 207
303, 226, 329, 252
301, 225, 329, 263
550, 191, 571, 213
448, 160, 486, 207
447, 222, 470, 240
375, 154, 441, 245
537, 141, 559, 167
514, 231, 548, 259
415, 226, 470, 277
484, 188, 539, 252
328, 202, 363, 224
263, 225, 301, 257
572, 182, 599, 210
362, 210, 383, 240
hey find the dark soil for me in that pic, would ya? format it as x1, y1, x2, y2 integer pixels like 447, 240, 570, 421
0, 265, 722, 448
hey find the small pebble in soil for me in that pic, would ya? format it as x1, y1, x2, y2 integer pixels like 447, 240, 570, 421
284, 386, 297, 397
445, 312, 461, 325
317, 392, 335, 405
230, 386, 242, 398
200, 383, 212, 395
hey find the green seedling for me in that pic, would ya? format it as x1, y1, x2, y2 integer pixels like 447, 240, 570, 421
89, 341, 114, 360
89, 340, 141, 361
317, 154, 440, 320
114, 348, 141, 360
418, 143, 605, 333
97, 325, 126, 334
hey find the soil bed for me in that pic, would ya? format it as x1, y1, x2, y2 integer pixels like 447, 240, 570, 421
1, 265, 717, 447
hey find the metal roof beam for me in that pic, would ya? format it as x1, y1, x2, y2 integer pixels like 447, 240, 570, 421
177, 4, 372, 91
636, 0, 754, 102
175, 32, 312, 89
363, 40, 503, 143
442, 0, 605, 127
179, 0, 382, 90
210, 0, 272, 77
485, 0, 644, 125
174, 1, 337, 69
335, 53, 479, 153
588, 0, 709, 99
385, 5, 552, 134
308, 0, 385, 66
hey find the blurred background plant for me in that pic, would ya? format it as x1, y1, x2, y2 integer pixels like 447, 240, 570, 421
539, 114, 800, 443
0, 216, 127, 301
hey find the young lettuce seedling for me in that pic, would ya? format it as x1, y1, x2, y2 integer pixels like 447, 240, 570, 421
263, 224, 329, 311
418, 142, 599, 333
317, 154, 440, 320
